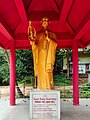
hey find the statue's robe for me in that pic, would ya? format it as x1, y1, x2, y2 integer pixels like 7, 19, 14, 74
31, 30, 57, 90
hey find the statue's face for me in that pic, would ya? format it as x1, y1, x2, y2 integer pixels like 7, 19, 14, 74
41, 18, 49, 29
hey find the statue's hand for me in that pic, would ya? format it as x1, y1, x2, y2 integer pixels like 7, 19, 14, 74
45, 31, 50, 42
28, 36, 36, 41
46, 36, 50, 42
28, 20, 36, 41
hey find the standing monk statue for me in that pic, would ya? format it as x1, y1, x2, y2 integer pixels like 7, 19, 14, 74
28, 17, 57, 90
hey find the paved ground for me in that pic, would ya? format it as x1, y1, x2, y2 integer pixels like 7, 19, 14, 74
0, 98, 90, 120
61, 99, 90, 120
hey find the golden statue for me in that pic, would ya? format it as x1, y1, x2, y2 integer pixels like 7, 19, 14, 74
28, 17, 57, 90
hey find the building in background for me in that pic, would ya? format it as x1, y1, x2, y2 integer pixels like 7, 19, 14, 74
63, 47, 90, 83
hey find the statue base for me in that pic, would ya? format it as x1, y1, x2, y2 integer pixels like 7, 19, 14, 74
30, 90, 60, 120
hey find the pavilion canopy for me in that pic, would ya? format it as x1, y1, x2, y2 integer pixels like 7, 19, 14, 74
0, 0, 90, 50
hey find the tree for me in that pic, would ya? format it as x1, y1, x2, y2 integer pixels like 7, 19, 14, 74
54, 49, 66, 75
16, 50, 34, 83
66, 49, 72, 79
0, 48, 34, 97
0, 48, 9, 85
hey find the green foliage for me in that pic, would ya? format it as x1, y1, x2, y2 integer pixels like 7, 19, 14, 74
79, 91, 90, 98
60, 89, 73, 98
0, 48, 68, 86
18, 76, 34, 85
54, 75, 72, 86
0, 48, 9, 85
0, 49, 34, 85
16, 50, 34, 82
54, 50, 65, 75
79, 83, 90, 98
80, 83, 90, 91
87, 48, 90, 54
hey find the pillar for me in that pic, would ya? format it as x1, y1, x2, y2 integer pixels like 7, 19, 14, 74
72, 40, 79, 105
10, 40, 16, 105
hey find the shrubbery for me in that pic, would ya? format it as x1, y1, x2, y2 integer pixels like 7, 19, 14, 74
54, 75, 72, 86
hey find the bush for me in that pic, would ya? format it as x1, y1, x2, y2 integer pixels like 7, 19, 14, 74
54, 75, 72, 86
79, 83, 90, 98
80, 83, 90, 91
18, 76, 34, 86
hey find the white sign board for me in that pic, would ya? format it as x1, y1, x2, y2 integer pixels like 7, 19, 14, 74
78, 64, 85, 73
30, 90, 60, 120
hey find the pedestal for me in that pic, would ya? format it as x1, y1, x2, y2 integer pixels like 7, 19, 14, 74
30, 90, 60, 120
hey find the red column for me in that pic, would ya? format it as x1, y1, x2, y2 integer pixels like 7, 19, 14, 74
10, 40, 16, 106
72, 40, 79, 105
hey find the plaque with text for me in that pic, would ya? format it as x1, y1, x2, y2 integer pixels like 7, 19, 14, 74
30, 90, 60, 120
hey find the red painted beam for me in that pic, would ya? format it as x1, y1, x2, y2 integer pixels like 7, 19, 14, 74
29, 11, 59, 21
65, 21, 74, 34
0, 43, 4, 48
0, 23, 14, 40
27, 0, 59, 15
0, 15, 14, 40
78, 40, 85, 48
5, 40, 31, 50
14, 0, 28, 30
59, 0, 73, 23
84, 41, 90, 47
56, 32, 74, 39
14, 32, 74, 40
0, 15, 14, 48
74, 10, 90, 40
15, 39, 73, 49
15, 40, 31, 49
57, 40, 84, 49
57, 39, 72, 48
74, 20, 90, 40
5, 39, 83, 50
79, 29, 90, 47
0, 32, 9, 49
50, 0, 60, 14
27, 0, 34, 14
58, 0, 74, 34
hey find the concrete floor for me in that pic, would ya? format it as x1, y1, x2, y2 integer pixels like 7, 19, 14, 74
0, 98, 90, 120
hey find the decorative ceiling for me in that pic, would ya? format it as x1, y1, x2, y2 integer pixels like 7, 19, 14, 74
0, 0, 90, 49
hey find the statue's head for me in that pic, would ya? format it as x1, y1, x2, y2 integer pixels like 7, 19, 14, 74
41, 17, 49, 29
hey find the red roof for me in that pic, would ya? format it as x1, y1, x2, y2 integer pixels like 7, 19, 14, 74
0, 0, 90, 49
